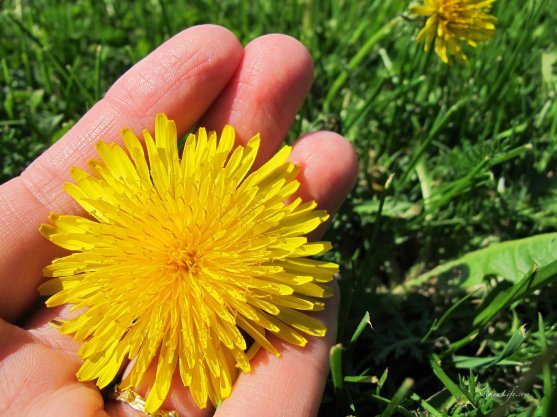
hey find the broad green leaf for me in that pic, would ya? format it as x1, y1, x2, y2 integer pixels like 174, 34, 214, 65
402, 233, 557, 288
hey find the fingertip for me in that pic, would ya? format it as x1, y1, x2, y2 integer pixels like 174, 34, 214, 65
190, 23, 241, 42
201, 33, 314, 164
243, 34, 313, 119
245, 33, 314, 86
290, 131, 359, 215
169, 23, 242, 46
105, 24, 244, 130
175, 24, 244, 71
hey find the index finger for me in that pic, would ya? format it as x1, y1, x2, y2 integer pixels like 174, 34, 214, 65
0, 25, 243, 321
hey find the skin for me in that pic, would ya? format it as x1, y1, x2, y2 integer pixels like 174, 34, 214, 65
0, 25, 358, 417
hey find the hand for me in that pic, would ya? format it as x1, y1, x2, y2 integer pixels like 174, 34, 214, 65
0, 25, 357, 417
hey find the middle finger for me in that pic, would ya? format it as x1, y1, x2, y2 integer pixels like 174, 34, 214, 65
200, 33, 314, 167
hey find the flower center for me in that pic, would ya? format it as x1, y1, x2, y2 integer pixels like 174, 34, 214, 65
167, 247, 201, 274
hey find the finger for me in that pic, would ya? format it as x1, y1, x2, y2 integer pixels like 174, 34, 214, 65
214, 131, 358, 417
25, 310, 155, 417
0, 24, 243, 321
26, 305, 83, 355
26, 25, 242, 213
200, 33, 313, 167
0, 319, 108, 417
216, 291, 339, 417
26, 284, 209, 417
288, 131, 359, 240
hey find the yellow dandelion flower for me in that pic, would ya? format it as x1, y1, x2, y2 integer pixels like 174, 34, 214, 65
410, 0, 497, 63
39, 113, 337, 412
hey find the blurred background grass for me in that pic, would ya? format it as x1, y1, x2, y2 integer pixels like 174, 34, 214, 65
2, 0, 557, 415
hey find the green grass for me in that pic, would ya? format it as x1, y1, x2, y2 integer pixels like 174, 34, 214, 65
2, 0, 557, 415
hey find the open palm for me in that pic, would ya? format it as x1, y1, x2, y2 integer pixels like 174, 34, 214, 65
0, 25, 357, 417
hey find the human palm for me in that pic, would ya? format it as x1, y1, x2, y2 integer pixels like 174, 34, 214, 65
0, 25, 357, 417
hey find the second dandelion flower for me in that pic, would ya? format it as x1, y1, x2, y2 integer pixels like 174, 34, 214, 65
410, 0, 497, 63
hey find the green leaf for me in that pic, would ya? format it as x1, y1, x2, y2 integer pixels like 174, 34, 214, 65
453, 325, 527, 369
474, 259, 557, 327
379, 378, 414, 417
421, 290, 479, 343
377, 367, 389, 395
430, 354, 475, 407
344, 375, 378, 384
473, 265, 538, 327
349, 311, 372, 345
330, 343, 345, 396
542, 50, 557, 90
539, 314, 555, 417
402, 233, 557, 288
410, 393, 445, 417
354, 198, 419, 220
